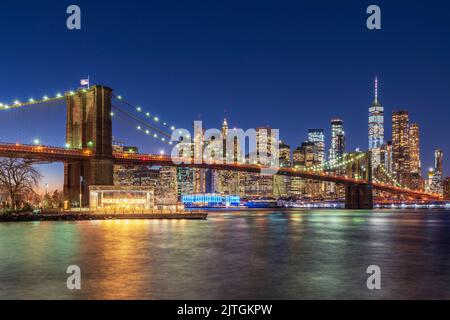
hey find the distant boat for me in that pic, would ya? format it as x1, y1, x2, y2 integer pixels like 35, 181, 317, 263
246, 198, 279, 208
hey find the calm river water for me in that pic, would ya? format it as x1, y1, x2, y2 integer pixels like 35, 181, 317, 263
1, 209, 450, 299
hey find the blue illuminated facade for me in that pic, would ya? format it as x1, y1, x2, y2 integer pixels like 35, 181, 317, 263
182, 194, 240, 207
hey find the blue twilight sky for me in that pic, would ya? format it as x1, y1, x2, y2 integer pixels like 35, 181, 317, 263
0, 0, 450, 191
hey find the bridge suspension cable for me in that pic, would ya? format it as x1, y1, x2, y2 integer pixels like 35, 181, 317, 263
0, 90, 82, 110
308, 153, 366, 172
111, 104, 175, 146
375, 164, 403, 188
113, 94, 177, 132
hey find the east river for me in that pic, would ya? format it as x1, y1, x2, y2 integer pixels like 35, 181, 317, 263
1, 209, 449, 299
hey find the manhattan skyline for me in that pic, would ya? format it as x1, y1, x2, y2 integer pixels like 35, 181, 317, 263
1, 0, 449, 191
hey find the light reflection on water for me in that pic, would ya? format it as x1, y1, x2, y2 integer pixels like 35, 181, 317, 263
1, 209, 450, 299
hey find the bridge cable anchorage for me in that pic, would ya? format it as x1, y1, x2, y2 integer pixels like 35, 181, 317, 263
111, 104, 174, 146
0, 91, 75, 110
113, 94, 176, 132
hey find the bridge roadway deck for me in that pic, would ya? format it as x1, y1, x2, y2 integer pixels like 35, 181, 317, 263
0, 142, 440, 200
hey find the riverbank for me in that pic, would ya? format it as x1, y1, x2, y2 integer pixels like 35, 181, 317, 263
0, 211, 208, 222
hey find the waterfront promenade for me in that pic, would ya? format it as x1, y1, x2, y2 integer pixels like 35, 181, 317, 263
0, 211, 208, 222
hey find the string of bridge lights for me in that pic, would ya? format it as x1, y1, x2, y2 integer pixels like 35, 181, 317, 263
3, 90, 187, 135
373, 177, 381, 184
135, 125, 174, 146
312, 154, 364, 170
0, 91, 80, 110
308, 153, 366, 172
0, 92, 422, 191
113, 94, 177, 132
378, 165, 402, 188
0, 89, 178, 147
0, 88, 100, 110
111, 104, 175, 146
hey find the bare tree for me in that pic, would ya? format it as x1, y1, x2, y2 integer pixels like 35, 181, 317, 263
0, 158, 42, 209
51, 190, 63, 208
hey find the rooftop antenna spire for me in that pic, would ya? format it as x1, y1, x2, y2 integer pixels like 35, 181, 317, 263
374, 76, 378, 103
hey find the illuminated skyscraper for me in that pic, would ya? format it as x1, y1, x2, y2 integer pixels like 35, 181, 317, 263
409, 123, 421, 174
274, 141, 291, 197
380, 141, 393, 173
435, 149, 444, 176
112, 143, 146, 186
255, 126, 276, 196
256, 126, 277, 166
133, 167, 160, 188
392, 111, 410, 186
156, 166, 178, 204
426, 168, 434, 193
308, 129, 325, 164
368, 77, 384, 150
298, 142, 319, 168
308, 129, 326, 197
297, 142, 321, 196
220, 117, 229, 160
329, 119, 345, 163
193, 168, 207, 193
292, 147, 302, 168
221, 117, 229, 137
177, 167, 194, 196
278, 141, 291, 167
368, 77, 384, 169
215, 118, 244, 196
191, 121, 206, 193
222, 119, 243, 164
430, 149, 444, 195
289, 147, 303, 196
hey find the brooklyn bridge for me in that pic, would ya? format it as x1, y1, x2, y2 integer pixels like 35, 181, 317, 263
0, 85, 441, 209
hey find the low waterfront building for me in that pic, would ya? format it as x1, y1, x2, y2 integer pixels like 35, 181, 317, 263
89, 185, 154, 212
181, 194, 240, 207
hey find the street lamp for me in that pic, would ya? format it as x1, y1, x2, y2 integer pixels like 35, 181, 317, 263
79, 176, 83, 211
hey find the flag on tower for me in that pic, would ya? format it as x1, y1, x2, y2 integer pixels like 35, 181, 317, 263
80, 77, 90, 87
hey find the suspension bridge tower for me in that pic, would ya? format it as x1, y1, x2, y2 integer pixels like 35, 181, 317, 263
63, 85, 114, 207
345, 151, 374, 209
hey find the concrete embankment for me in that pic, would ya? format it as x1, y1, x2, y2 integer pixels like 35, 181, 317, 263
0, 212, 208, 222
